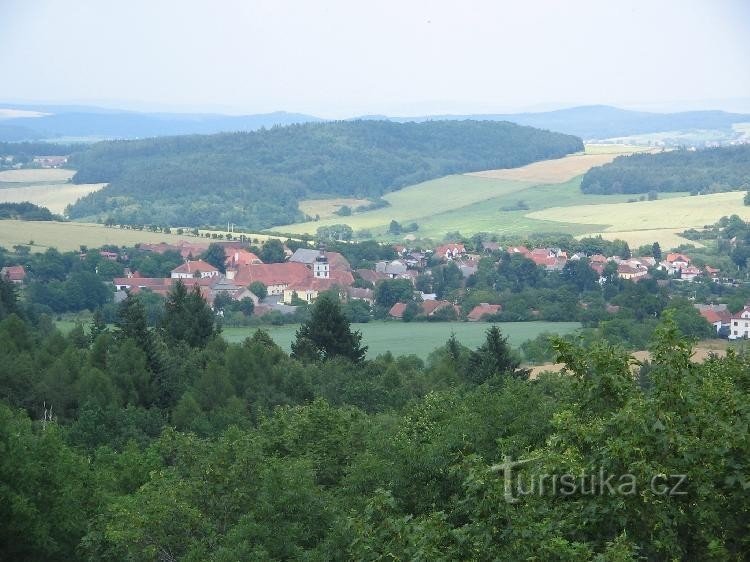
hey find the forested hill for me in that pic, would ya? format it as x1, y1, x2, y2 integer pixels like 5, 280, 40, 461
66, 120, 582, 229
581, 144, 750, 195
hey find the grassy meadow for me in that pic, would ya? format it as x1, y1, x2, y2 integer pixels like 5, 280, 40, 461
298, 197, 371, 220
528, 191, 750, 248
0, 168, 105, 214
222, 321, 581, 359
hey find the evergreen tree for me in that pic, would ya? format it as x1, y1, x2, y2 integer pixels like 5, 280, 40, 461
161, 281, 216, 348
652, 241, 662, 260
291, 293, 367, 363
0, 274, 19, 320
468, 325, 527, 383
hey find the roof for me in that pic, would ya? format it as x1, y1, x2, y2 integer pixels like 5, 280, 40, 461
225, 249, 262, 267
389, 302, 407, 318
666, 253, 690, 263
356, 269, 389, 284
1, 265, 25, 282
700, 309, 730, 325
233, 262, 311, 287
435, 243, 465, 257
347, 287, 374, 300
421, 300, 452, 315
140, 241, 209, 259
507, 245, 530, 255
171, 260, 218, 275
467, 303, 502, 321
289, 249, 351, 270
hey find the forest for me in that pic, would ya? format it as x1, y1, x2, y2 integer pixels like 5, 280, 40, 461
1, 273, 749, 561
64, 120, 583, 229
581, 144, 750, 195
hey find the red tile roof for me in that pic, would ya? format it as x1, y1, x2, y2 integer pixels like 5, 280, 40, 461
1, 265, 25, 282
233, 262, 311, 287
225, 249, 262, 267
171, 260, 218, 275
467, 303, 502, 321
389, 302, 407, 318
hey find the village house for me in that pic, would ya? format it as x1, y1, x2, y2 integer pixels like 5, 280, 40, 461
1, 265, 25, 284
729, 306, 750, 340
225, 249, 262, 268
140, 241, 210, 259
434, 243, 466, 261
467, 303, 502, 321
375, 259, 408, 278
388, 299, 455, 319
695, 304, 731, 335
616, 263, 649, 281
171, 260, 220, 279
346, 287, 374, 304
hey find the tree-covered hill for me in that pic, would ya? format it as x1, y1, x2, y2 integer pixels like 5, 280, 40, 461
581, 144, 750, 195
65, 120, 583, 229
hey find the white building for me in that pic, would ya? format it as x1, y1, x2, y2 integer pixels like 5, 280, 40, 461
729, 307, 750, 340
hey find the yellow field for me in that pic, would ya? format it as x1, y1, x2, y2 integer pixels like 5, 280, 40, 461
465, 152, 620, 183
0, 168, 75, 182
0, 168, 105, 214
298, 197, 371, 220
527, 191, 750, 247
0, 183, 107, 214
0, 221, 209, 252
583, 144, 657, 155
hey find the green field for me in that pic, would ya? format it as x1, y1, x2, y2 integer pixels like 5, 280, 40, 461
272, 149, 653, 241
529, 191, 750, 248
222, 321, 581, 359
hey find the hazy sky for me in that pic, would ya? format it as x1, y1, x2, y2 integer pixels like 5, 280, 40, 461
1, 0, 749, 117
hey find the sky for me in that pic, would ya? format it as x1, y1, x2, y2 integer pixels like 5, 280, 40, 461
1, 0, 749, 118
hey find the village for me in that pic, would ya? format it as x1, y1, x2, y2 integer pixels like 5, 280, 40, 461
7, 235, 733, 339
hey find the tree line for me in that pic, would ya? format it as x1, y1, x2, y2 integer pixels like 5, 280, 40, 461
581, 144, 750, 195
65, 120, 583, 229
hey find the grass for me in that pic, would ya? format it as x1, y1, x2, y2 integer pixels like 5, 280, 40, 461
0, 221, 215, 251
298, 198, 371, 220
274, 147, 647, 240
222, 321, 581, 359
528, 191, 750, 248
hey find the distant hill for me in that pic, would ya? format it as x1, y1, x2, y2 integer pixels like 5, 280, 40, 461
65, 120, 583, 229
581, 144, 750, 195
0, 104, 322, 141
2, 103, 748, 142
385, 105, 750, 140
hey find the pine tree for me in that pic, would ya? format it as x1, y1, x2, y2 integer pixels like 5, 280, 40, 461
468, 325, 527, 383
291, 293, 367, 363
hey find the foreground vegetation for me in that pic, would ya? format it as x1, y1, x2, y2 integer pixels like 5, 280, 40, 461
1, 276, 748, 560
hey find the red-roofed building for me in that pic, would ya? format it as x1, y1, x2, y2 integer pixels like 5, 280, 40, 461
232, 262, 311, 296
1, 265, 25, 284
171, 260, 220, 279
434, 243, 465, 261
225, 249, 262, 268
507, 245, 530, 255
388, 302, 407, 319
467, 303, 502, 321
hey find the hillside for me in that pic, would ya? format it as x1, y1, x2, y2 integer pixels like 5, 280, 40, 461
3, 103, 748, 142
581, 144, 750, 195
387, 105, 750, 140
0, 104, 321, 141
65, 120, 583, 229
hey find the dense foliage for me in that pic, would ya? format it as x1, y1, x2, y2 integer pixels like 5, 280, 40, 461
0, 202, 62, 221
0, 272, 748, 560
66, 120, 582, 228
581, 145, 750, 195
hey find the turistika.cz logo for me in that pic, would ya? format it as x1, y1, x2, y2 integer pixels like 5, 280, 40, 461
490, 455, 687, 503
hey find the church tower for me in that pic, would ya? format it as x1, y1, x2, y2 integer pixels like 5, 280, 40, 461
313, 247, 329, 279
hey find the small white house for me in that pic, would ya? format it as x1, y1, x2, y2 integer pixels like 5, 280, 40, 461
729, 306, 750, 340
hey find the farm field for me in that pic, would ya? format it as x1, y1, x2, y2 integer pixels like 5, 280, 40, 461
0, 168, 105, 214
274, 147, 650, 240
221, 321, 581, 359
528, 191, 750, 248
298, 197, 371, 220
0, 220, 207, 251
